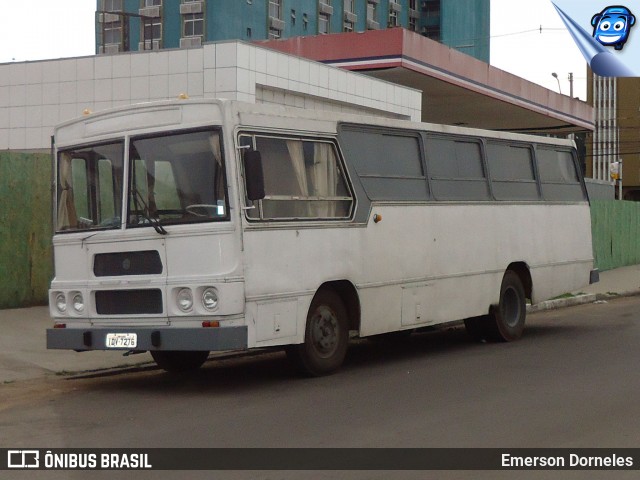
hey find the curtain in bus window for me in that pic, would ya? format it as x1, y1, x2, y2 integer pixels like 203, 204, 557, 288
57, 153, 78, 230
312, 142, 338, 217
146, 158, 158, 217
209, 132, 224, 205
287, 140, 311, 216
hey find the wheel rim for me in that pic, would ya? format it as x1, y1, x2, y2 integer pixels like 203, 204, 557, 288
310, 305, 339, 358
502, 286, 522, 328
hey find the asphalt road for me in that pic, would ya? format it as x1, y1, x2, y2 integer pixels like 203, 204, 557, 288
2, 296, 640, 479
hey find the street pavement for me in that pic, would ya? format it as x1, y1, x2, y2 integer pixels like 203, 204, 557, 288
0, 264, 639, 384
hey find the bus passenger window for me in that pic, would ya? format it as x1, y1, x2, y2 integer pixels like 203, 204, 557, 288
426, 136, 491, 201
244, 135, 353, 220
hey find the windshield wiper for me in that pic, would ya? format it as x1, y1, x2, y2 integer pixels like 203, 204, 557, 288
131, 187, 168, 235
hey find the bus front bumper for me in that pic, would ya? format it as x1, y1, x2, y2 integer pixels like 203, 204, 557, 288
46, 326, 248, 352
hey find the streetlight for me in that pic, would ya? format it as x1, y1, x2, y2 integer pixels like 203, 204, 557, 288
551, 72, 562, 94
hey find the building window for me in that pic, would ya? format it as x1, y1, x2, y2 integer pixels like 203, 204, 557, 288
408, 0, 418, 32
318, 1, 331, 34
409, 16, 417, 32
180, 0, 204, 44
268, 0, 283, 39
367, 1, 379, 30
103, 0, 122, 11
101, 0, 124, 48
184, 13, 204, 37
142, 18, 162, 48
424, 0, 441, 17
269, 0, 281, 19
389, 4, 399, 27
139, 0, 162, 50
344, 0, 355, 32
319, 14, 329, 34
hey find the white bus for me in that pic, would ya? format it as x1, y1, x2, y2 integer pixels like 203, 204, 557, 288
47, 99, 597, 376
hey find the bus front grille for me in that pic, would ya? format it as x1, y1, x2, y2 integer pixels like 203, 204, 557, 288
94, 250, 163, 277
95, 289, 163, 315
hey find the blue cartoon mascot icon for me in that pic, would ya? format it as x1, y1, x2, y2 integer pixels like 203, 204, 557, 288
591, 5, 636, 50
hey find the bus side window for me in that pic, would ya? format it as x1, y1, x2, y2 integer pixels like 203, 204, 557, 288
338, 127, 428, 202
246, 135, 352, 220
536, 148, 585, 201
486, 143, 539, 201
427, 136, 491, 201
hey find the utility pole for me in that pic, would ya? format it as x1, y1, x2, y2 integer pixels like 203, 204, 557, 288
568, 72, 574, 98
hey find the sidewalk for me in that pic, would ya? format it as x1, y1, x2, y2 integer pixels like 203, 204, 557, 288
1, 265, 639, 384
0, 307, 153, 384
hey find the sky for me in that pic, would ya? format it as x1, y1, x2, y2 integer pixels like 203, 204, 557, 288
0, 0, 589, 100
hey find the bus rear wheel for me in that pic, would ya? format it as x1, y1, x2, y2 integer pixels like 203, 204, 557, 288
151, 350, 209, 373
465, 271, 526, 342
287, 290, 349, 376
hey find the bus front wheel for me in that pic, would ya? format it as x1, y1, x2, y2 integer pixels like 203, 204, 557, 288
287, 290, 349, 376
151, 350, 209, 373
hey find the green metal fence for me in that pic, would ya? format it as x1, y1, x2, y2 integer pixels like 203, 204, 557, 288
0, 151, 52, 309
590, 199, 640, 272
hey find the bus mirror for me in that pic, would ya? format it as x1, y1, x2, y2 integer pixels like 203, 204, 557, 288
244, 150, 265, 201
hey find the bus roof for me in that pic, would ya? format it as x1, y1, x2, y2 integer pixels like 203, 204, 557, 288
54, 98, 576, 149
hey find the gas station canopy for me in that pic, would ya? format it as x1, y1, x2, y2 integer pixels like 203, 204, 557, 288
260, 29, 593, 134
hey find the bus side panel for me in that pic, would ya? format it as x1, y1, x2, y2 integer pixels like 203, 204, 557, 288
242, 200, 594, 344
528, 204, 594, 303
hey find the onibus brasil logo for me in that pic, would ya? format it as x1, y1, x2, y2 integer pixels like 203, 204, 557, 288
592, 5, 636, 50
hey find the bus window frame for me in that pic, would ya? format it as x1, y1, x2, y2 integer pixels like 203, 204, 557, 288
125, 126, 231, 229
238, 131, 356, 223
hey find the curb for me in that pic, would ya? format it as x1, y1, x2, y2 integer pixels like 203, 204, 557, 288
527, 294, 597, 314
528, 289, 640, 314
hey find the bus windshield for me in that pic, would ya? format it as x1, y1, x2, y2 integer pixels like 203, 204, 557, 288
56, 142, 124, 232
56, 129, 228, 233
127, 129, 228, 228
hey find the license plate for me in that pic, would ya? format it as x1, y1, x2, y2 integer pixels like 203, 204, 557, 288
105, 333, 137, 349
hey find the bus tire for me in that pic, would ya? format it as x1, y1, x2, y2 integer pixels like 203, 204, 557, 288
287, 290, 349, 376
488, 270, 526, 342
464, 315, 492, 342
151, 350, 209, 373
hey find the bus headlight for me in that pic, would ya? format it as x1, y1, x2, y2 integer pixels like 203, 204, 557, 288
177, 288, 194, 312
55, 292, 67, 313
72, 292, 84, 313
202, 288, 219, 311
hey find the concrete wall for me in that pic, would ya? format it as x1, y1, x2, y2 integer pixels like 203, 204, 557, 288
0, 41, 422, 151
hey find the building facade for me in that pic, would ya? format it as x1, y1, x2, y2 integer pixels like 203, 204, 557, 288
587, 73, 640, 200
96, 0, 490, 63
